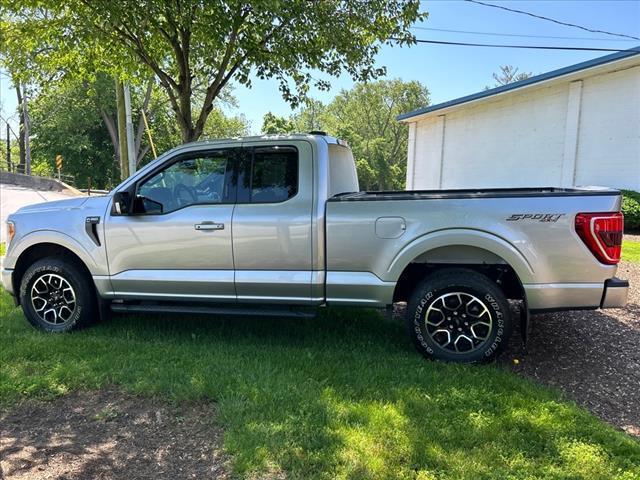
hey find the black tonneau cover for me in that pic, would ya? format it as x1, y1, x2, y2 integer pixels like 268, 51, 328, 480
329, 187, 620, 202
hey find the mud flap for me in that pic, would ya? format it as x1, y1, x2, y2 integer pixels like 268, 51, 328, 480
97, 295, 111, 323
520, 299, 530, 348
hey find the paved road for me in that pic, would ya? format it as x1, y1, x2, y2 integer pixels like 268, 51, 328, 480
1, 184, 76, 244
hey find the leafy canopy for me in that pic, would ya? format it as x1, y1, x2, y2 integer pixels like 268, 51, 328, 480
28, 74, 248, 189
3, 1, 425, 143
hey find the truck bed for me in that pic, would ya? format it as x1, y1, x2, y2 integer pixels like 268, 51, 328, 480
329, 187, 620, 202
325, 186, 622, 310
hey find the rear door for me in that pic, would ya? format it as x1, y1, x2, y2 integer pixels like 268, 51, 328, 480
232, 141, 316, 304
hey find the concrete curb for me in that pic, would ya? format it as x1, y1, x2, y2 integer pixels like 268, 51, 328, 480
0, 171, 83, 196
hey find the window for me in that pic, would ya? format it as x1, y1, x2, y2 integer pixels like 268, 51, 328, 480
137, 153, 230, 214
239, 147, 298, 203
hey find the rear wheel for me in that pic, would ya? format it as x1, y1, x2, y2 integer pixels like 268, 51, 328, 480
406, 268, 512, 363
19, 257, 97, 332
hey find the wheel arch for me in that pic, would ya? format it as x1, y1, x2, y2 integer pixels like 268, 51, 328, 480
389, 230, 532, 305
12, 240, 96, 303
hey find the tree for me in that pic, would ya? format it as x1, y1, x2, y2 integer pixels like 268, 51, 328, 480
2, 1, 425, 143
261, 112, 296, 134
261, 100, 327, 134
29, 76, 120, 189
28, 75, 249, 189
288, 79, 429, 190
291, 99, 326, 132
488, 65, 533, 88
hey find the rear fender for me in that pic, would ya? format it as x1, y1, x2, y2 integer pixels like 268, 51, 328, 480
385, 228, 534, 284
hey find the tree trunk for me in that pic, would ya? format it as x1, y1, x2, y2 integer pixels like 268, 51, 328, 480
134, 80, 154, 163
100, 109, 120, 169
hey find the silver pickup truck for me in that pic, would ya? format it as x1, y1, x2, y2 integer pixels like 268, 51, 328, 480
2, 133, 629, 362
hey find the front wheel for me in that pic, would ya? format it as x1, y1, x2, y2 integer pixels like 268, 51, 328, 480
406, 268, 513, 363
19, 257, 97, 332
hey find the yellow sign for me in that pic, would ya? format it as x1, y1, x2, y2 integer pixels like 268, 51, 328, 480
55, 154, 62, 170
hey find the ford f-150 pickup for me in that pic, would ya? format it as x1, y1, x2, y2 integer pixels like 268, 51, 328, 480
2, 133, 629, 362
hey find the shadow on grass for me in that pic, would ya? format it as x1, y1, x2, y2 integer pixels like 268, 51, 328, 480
1, 294, 639, 479
505, 301, 640, 437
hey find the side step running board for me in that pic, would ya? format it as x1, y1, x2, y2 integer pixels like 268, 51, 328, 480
110, 302, 317, 319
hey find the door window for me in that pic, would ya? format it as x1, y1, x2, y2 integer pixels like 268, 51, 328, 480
137, 153, 232, 214
238, 147, 298, 203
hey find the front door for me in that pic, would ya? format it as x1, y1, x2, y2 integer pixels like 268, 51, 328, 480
104, 149, 238, 301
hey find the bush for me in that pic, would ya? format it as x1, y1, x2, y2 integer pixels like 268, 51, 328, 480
30, 158, 54, 178
621, 190, 640, 232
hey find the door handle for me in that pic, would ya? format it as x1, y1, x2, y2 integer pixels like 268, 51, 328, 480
194, 221, 225, 231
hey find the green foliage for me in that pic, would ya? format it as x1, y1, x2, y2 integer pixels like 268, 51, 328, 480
264, 79, 429, 191
622, 240, 640, 263
27, 74, 248, 189
2, 1, 426, 142
261, 112, 296, 134
1, 289, 639, 479
621, 190, 640, 232
30, 157, 54, 178
30, 75, 120, 189
202, 108, 249, 140
290, 99, 326, 132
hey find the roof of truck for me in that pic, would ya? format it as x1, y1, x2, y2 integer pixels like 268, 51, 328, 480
184, 132, 342, 146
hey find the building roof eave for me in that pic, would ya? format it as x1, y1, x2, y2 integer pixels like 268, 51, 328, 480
397, 45, 640, 123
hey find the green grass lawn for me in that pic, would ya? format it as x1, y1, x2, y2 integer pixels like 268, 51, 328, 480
622, 240, 640, 264
1, 290, 638, 479
0, 242, 5, 256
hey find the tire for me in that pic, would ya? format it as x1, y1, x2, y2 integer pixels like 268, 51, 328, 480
19, 257, 97, 332
406, 268, 512, 363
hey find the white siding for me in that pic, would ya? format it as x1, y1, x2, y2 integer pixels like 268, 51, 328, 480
574, 66, 640, 189
412, 115, 446, 189
406, 61, 640, 191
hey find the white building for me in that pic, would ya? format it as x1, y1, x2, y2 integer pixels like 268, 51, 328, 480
399, 48, 640, 191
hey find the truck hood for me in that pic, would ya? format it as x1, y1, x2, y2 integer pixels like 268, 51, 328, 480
13, 195, 109, 215
14, 196, 90, 214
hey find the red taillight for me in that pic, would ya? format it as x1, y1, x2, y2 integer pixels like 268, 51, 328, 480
575, 212, 624, 265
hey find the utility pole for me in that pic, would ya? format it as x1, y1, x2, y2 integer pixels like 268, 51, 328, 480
22, 89, 31, 175
115, 79, 129, 180
123, 83, 136, 175
6, 123, 11, 172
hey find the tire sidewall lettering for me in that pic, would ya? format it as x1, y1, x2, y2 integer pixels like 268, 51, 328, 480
413, 286, 505, 360
21, 263, 83, 331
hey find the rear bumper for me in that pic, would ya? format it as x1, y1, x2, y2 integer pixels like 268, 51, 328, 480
600, 277, 629, 309
525, 277, 629, 311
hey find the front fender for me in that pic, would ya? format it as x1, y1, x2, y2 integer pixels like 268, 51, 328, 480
6, 229, 106, 276
385, 228, 535, 284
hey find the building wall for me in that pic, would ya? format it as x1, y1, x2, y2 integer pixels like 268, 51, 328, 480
574, 66, 640, 189
406, 64, 640, 191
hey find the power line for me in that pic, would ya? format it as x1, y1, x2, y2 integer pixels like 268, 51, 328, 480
410, 26, 637, 42
463, 0, 640, 41
408, 39, 640, 52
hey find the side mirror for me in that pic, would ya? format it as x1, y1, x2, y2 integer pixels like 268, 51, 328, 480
113, 191, 132, 215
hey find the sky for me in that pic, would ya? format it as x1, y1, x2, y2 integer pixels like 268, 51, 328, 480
1, 0, 639, 136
